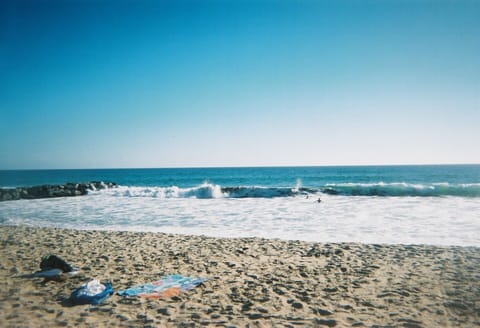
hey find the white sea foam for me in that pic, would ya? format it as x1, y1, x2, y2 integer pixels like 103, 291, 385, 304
97, 183, 225, 199
1, 191, 479, 246
84, 182, 480, 199
90, 184, 302, 199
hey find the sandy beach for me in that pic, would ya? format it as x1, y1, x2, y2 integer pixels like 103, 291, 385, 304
0, 225, 479, 327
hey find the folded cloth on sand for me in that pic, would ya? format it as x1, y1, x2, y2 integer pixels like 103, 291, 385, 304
32, 268, 63, 278
69, 279, 114, 305
117, 275, 206, 299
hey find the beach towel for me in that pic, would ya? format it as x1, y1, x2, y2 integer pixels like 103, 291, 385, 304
117, 274, 206, 299
69, 280, 114, 305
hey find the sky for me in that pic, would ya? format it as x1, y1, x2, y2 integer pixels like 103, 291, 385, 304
1, 0, 479, 169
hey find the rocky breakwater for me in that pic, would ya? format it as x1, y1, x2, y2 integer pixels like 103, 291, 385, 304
0, 181, 117, 201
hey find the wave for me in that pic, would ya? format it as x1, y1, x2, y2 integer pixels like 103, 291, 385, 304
91, 182, 480, 199
91, 183, 316, 199
321, 182, 480, 197
222, 186, 314, 198
98, 183, 224, 199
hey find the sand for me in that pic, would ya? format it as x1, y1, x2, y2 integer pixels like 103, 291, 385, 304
0, 225, 479, 327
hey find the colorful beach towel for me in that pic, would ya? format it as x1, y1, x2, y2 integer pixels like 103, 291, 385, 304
117, 274, 207, 299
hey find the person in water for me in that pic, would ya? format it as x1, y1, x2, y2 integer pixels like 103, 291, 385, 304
317, 197, 322, 203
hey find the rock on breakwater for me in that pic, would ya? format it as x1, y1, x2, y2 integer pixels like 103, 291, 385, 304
0, 181, 117, 201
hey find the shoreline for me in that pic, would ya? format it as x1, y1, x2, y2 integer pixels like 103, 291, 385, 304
3, 223, 480, 248
1, 225, 479, 327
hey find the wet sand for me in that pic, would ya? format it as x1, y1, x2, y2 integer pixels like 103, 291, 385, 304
0, 225, 479, 327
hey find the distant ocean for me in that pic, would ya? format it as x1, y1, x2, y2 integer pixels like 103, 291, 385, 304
1, 165, 479, 246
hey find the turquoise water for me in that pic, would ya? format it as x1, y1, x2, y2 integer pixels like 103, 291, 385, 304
1, 165, 480, 245
1, 165, 480, 197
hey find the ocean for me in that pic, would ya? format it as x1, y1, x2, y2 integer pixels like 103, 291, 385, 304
1, 165, 479, 246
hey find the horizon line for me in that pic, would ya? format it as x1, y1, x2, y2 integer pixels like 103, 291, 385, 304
1, 162, 479, 171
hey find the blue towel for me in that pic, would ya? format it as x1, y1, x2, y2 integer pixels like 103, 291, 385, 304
69, 282, 114, 305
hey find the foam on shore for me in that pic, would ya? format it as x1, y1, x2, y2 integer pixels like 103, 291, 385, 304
1, 225, 479, 327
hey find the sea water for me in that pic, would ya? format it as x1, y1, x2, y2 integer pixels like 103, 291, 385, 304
1, 165, 479, 246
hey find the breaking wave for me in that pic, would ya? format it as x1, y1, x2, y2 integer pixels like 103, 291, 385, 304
92, 183, 315, 199
321, 182, 480, 197
91, 182, 480, 199
99, 183, 224, 199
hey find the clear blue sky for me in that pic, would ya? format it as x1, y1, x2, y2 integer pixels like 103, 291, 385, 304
1, 0, 479, 169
